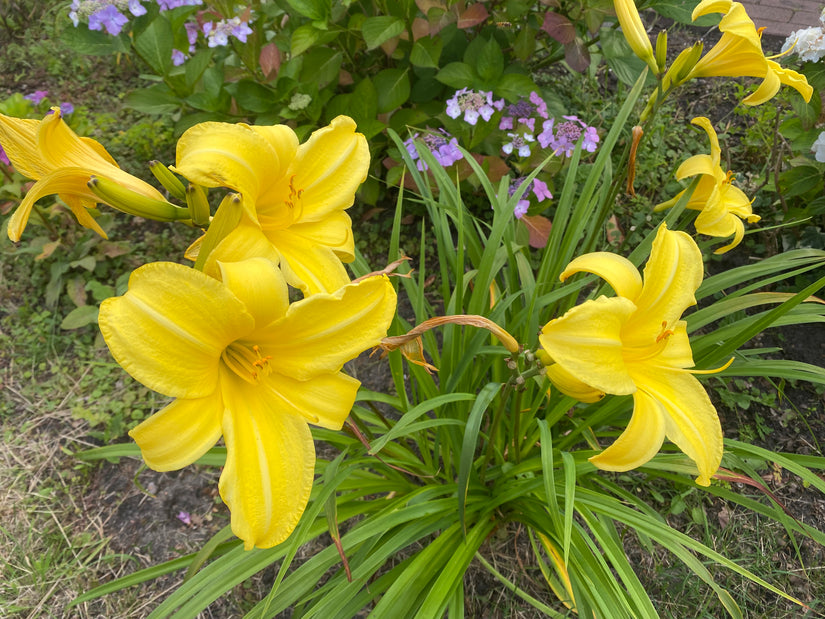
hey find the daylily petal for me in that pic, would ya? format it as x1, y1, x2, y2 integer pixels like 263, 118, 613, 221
741, 65, 781, 105
265, 370, 361, 430
0, 114, 49, 179
219, 371, 315, 549
129, 394, 223, 471
198, 211, 282, 277
257, 275, 397, 380
692, 0, 733, 20
287, 210, 356, 261
770, 60, 812, 102
675, 153, 717, 180
629, 368, 723, 486
626, 225, 702, 344
250, 124, 299, 178
262, 116, 369, 222
218, 258, 289, 327
560, 252, 643, 301
690, 117, 721, 163
8, 168, 107, 241
175, 122, 282, 201
264, 229, 352, 295
650, 322, 695, 370
539, 295, 637, 395
588, 389, 667, 471
99, 262, 254, 398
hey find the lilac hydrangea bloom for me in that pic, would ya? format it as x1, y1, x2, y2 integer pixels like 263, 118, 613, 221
509, 176, 553, 219
60, 102, 75, 115
172, 49, 187, 66
25, 90, 49, 105
538, 116, 599, 157
203, 17, 252, 47
404, 130, 463, 171
499, 92, 549, 132
88, 4, 129, 36
502, 132, 535, 157
446, 88, 504, 126
128, 0, 146, 16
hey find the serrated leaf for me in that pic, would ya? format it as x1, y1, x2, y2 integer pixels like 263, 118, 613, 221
285, 0, 329, 20
410, 37, 443, 68
234, 80, 277, 113
374, 68, 410, 113
542, 11, 575, 44
436, 62, 475, 88
133, 17, 173, 75
361, 15, 406, 50
291, 24, 322, 56
494, 73, 538, 100
60, 24, 119, 56
61, 305, 99, 330
300, 48, 343, 87
476, 37, 504, 83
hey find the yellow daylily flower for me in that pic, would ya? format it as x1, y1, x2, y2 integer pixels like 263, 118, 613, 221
687, 0, 812, 105
174, 116, 368, 295
0, 109, 170, 241
539, 224, 723, 486
656, 117, 759, 253
613, 0, 658, 74
98, 258, 397, 549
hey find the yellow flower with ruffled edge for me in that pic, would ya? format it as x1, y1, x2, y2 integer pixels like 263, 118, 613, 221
687, 0, 812, 105
174, 116, 368, 295
98, 258, 397, 549
539, 224, 723, 486
0, 109, 172, 241
656, 117, 759, 253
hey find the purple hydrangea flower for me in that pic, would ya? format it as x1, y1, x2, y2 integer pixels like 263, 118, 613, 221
446, 88, 504, 126
172, 49, 187, 65
502, 132, 535, 158
88, 4, 129, 36
128, 0, 147, 16
203, 17, 252, 47
185, 21, 199, 50
25, 90, 49, 105
538, 116, 599, 157
404, 129, 463, 171
60, 102, 75, 115
499, 92, 548, 132
508, 176, 553, 219
532, 178, 553, 202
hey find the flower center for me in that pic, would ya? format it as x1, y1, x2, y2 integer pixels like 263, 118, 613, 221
221, 342, 272, 384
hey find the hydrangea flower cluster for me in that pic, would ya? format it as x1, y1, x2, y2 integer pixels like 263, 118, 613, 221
446, 89, 504, 125
781, 9, 825, 62
203, 16, 253, 48
499, 92, 549, 132
538, 116, 599, 157
509, 177, 553, 219
404, 130, 463, 171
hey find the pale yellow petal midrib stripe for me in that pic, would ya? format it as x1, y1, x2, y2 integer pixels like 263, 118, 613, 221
128, 293, 224, 356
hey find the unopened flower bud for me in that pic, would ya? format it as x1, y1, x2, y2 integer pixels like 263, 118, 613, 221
87, 176, 190, 222
149, 160, 186, 201
186, 183, 211, 227
655, 31, 668, 73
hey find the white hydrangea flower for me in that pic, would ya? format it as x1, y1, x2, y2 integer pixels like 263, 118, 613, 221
782, 27, 825, 62
812, 131, 825, 163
